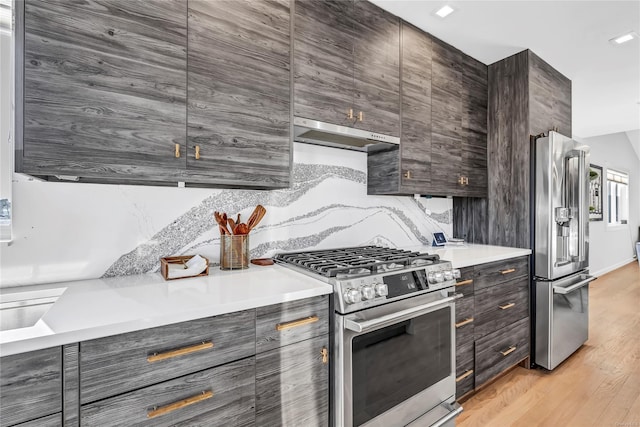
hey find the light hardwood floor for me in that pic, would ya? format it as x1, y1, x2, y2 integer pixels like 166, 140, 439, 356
457, 260, 640, 427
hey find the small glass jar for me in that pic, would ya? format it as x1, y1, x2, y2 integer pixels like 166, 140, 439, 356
220, 234, 249, 270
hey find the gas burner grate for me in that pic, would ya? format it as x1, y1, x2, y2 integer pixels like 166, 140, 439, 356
274, 246, 439, 278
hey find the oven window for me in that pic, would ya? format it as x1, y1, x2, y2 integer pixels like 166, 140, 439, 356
351, 306, 452, 426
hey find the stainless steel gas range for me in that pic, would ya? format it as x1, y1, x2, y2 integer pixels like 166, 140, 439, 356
275, 246, 464, 427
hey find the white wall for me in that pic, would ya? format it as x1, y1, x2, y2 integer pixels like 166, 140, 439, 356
580, 131, 640, 276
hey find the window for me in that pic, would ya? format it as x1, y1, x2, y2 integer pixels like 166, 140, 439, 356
607, 169, 629, 226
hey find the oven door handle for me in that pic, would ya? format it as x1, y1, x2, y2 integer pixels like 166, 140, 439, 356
344, 293, 463, 334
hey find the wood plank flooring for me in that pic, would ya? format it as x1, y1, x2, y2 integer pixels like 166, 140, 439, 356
458, 260, 640, 427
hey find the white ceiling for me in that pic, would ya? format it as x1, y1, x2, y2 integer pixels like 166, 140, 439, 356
371, 0, 640, 139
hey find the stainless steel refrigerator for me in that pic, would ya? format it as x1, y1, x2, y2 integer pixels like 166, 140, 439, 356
533, 131, 596, 370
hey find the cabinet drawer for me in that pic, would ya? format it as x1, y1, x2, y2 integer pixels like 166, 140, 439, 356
81, 357, 255, 427
0, 347, 62, 427
13, 413, 61, 427
475, 317, 529, 386
474, 256, 529, 291
455, 342, 474, 398
454, 267, 475, 297
455, 297, 475, 346
257, 295, 329, 353
256, 334, 329, 426
80, 310, 255, 403
474, 277, 528, 338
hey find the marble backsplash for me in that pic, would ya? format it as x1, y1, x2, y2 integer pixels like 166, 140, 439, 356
1, 143, 452, 287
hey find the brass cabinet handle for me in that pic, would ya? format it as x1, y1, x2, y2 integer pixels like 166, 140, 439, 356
347, 108, 354, 120
499, 302, 515, 310
321, 347, 329, 364
147, 390, 213, 419
457, 176, 469, 185
358, 111, 364, 121
276, 315, 319, 331
455, 369, 474, 382
455, 317, 474, 328
500, 346, 516, 356
456, 279, 473, 286
147, 341, 214, 363
404, 170, 412, 179
175, 144, 181, 158
195, 145, 201, 160
500, 268, 516, 275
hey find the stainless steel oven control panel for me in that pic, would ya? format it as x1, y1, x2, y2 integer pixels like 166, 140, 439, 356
334, 261, 459, 314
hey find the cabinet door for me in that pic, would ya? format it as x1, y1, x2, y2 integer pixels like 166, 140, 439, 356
21, 0, 187, 183
430, 38, 463, 196
187, 0, 291, 188
256, 335, 329, 426
398, 23, 432, 192
294, 0, 356, 127
352, 0, 400, 137
461, 55, 488, 197
0, 347, 62, 427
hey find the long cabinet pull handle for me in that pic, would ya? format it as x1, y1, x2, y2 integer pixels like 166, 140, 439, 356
358, 111, 364, 121
276, 315, 319, 331
499, 302, 515, 310
455, 369, 474, 382
321, 347, 329, 364
195, 145, 201, 160
347, 108, 354, 120
147, 341, 214, 363
500, 346, 516, 356
500, 268, 516, 275
147, 390, 213, 419
456, 279, 473, 286
175, 144, 181, 158
455, 317, 474, 328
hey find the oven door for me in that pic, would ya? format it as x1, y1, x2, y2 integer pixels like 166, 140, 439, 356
334, 289, 462, 427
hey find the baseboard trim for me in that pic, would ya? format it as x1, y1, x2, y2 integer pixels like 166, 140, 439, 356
592, 258, 636, 277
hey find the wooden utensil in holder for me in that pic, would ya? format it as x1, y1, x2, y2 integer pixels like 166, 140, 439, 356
220, 235, 249, 270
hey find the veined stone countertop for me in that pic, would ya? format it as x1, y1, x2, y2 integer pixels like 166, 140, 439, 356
406, 243, 532, 268
0, 265, 332, 357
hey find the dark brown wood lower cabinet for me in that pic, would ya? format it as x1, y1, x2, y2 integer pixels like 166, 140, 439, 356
256, 334, 330, 427
13, 414, 61, 427
80, 357, 256, 427
475, 317, 530, 385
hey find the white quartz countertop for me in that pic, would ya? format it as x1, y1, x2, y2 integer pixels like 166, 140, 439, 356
405, 243, 531, 268
0, 265, 332, 357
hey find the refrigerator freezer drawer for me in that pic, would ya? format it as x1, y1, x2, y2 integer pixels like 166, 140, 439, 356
535, 273, 595, 370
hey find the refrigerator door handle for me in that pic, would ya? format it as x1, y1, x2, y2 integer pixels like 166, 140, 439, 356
577, 149, 587, 262
553, 275, 596, 295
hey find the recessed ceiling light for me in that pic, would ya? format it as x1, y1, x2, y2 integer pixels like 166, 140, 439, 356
609, 31, 638, 45
435, 5, 455, 18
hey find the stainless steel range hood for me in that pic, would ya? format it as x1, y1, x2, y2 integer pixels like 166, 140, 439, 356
293, 117, 399, 152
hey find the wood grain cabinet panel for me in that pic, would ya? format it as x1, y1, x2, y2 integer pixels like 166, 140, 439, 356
352, 0, 400, 137
81, 357, 256, 427
80, 310, 255, 404
473, 256, 529, 291
475, 317, 529, 386
12, 413, 61, 427
474, 277, 529, 338
186, 0, 291, 189
20, 0, 187, 183
256, 295, 329, 354
0, 347, 62, 427
294, 0, 357, 128
455, 342, 474, 398
256, 334, 329, 426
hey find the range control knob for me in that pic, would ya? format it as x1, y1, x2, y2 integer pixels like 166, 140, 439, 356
453, 269, 461, 279
427, 272, 437, 283
443, 270, 453, 281
374, 283, 389, 297
361, 285, 375, 300
434, 272, 444, 283
344, 288, 362, 305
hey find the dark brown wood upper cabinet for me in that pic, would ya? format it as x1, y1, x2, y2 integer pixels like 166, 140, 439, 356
18, 0, 292, 188
186, 0, 291, 189
19, 0, 188, 184
294, 0, 400, 137
368, 23, 487, 198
